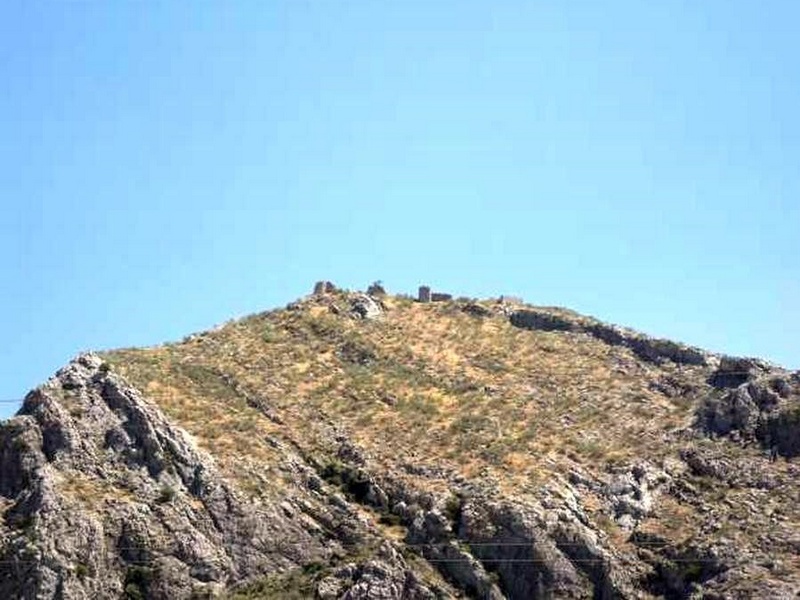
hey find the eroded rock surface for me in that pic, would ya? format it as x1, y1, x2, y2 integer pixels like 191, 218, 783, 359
701, 359, 800, 456
3, 294, 800, 599
0, 355, 344, 599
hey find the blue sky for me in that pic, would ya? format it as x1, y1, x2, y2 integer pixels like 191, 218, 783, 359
1, 1, 798, 418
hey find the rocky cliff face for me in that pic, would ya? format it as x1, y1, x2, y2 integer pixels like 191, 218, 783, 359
1, 292, 799, 599
701, 357, 800, 456
0, 353, 450, 599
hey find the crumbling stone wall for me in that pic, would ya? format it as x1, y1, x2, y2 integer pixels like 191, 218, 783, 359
418, 285, 452, 302
313, 281, 337, 295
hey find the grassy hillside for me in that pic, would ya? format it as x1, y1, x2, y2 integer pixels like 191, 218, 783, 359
91, 289, 800, 598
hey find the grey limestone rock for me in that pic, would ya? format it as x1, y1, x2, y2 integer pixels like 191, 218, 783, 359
317, 543, 438, 600
0, 354, 336, 599
351, 294, 383, 320
700, 365, 800, 456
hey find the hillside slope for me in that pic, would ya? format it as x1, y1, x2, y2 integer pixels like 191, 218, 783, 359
1, 289, 799, 599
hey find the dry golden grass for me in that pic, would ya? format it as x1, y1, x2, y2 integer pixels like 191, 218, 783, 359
104, 295, 706, 485
55, 470, 137, 508
634, 495, 699, 546
100, 292, 724, 557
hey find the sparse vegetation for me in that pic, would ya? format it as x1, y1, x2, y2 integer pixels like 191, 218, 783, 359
74, 563, 90, 579
124, 565, 155, 600
227, 569, 318, 599
102, 293, 711, 493
91, 290, 800, 598
156, 484, 176, 504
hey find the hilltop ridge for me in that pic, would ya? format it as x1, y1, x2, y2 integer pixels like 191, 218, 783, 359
1, 286, 798, 599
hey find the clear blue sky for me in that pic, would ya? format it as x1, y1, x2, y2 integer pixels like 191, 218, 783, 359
2, 1, 798, 417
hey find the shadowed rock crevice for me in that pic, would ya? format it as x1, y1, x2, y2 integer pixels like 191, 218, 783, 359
315, 450, 631, 600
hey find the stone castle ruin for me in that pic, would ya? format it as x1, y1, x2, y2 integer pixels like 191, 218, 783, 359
311, 281, 518, 307
418, 286, 452, 303
313, 281, 337, 295
418, 286, 431, 302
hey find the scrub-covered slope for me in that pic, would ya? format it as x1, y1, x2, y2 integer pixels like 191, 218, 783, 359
1, 289, 798, 599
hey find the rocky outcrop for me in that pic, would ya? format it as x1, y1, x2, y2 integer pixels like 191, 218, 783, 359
680, 446, 780, 489
315, 447, 641, 600
0, 354, 341, 599
461, 303, 493, 318
316, 542, 438, 599
602, 463, 670, 530
508, 310, 575, 334
4, 294, 800, 599
351, 295, 383, 320
405, 505, 505, 599
455, 497, 594, 599
510, 310, 708, 366
700, 363, 800, 456
708, 355, 773, 389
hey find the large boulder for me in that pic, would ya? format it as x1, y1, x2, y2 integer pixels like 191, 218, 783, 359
351, 294, 383, 320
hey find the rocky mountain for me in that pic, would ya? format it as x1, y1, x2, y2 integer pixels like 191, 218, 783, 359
1, 288, 799, 599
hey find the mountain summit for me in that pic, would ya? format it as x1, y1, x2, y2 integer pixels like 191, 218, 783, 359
1, 287, 798, 599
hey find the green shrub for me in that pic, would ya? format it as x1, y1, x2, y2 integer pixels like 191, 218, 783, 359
227, 569, 318, 599
74, 563, 90, 579
261, 325, 276, 343
444, 494, 462, 525
124, 566, 154, 600
157, 484, 176, 504
378, 513, 402, 527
